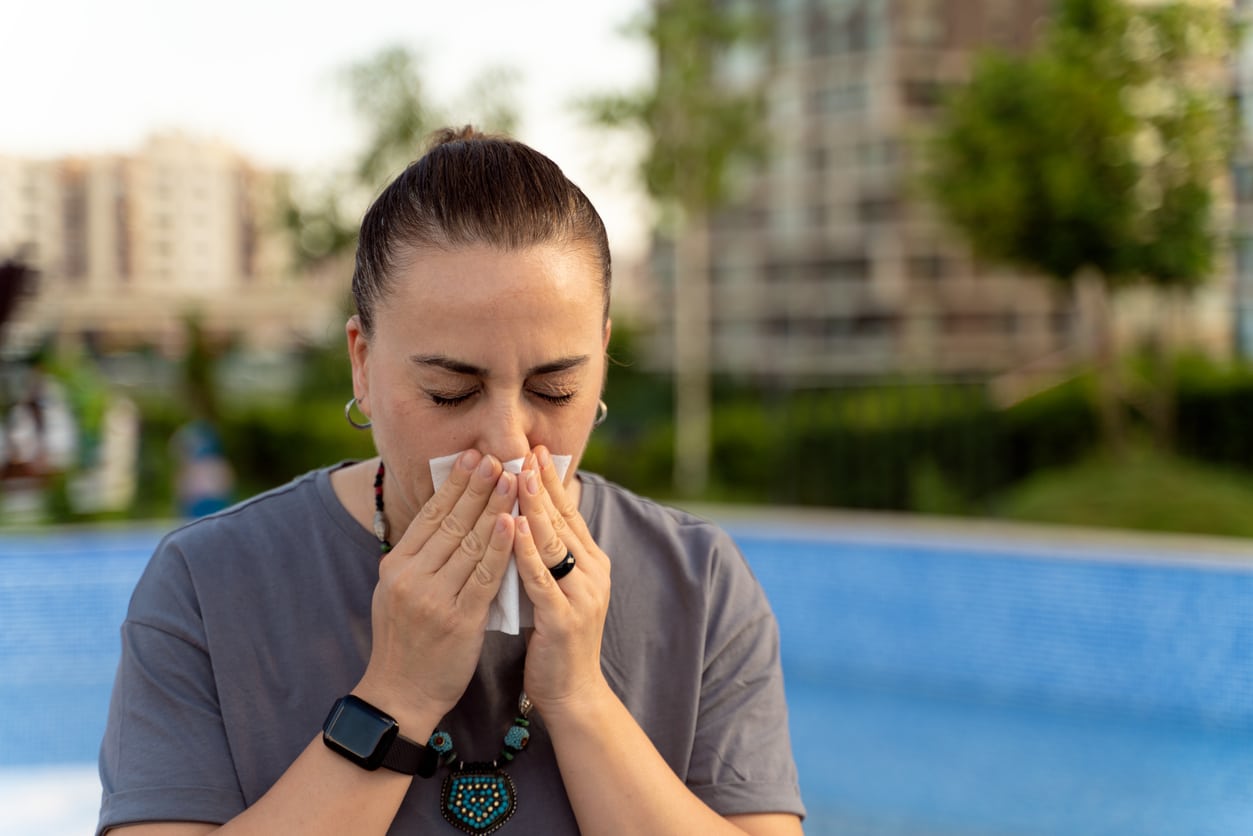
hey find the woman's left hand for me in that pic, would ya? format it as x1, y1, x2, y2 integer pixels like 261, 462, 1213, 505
513, 445, 612, 714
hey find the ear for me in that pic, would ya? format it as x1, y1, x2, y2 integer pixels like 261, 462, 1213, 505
600, 318, 613, 393
346, 315, 372, 419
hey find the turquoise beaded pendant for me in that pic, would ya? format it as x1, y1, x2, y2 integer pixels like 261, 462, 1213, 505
440, 763, 517, 835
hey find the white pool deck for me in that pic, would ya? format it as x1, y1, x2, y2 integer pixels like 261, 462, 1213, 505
0, 765, 101, 836
687, 502, 1253, 569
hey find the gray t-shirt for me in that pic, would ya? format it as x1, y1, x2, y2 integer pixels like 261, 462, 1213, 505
98, 466, 804, 834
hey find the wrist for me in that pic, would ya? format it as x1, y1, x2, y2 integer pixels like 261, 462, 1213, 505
534, 677, 617, 730
351, 680, 445, 745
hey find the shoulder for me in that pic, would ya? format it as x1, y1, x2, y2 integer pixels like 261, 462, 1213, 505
164, 466, 332, 548
155, 463, 367, 563
128, 465, 367, 625
579, 472, 739, 562
578, 472, 764, 608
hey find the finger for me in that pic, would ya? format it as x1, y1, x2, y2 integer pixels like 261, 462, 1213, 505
390, 449, 480, 555
534, 446, 595, 548
439, 470, 518, 591
518, 464, 574, 574
457, 512, 516, 611
513, 516, 570, 608
532, 447, 609, 578
393, 451, 499, 563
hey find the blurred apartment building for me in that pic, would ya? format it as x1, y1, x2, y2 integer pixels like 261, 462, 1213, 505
648, 0, 1238, 382
0, 133, 339, 355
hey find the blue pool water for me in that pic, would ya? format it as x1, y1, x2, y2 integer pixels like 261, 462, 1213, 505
2, 521, 1252, 835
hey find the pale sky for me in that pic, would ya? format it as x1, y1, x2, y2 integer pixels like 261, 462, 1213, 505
0, 0, 654, 257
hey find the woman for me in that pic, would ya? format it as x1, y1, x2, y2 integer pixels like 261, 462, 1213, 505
98, 127, 804, 835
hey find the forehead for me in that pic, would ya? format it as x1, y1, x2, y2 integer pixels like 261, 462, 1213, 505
375, 243, 605, 347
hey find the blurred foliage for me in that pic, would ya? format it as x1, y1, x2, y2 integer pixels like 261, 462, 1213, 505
927, 0, 1235, 454
44, 348, 111, 471
582, 0, 771, 495
929, 0, 1233, 288
22, 324, 1253, 540
179, 311, 228, 420
1173, 356, 1253, 472
218, 399, 376, 500
280, 46, 520, 269
294, 292, 357, 401
996, 446, 1253, 538
581, 0, 769, 221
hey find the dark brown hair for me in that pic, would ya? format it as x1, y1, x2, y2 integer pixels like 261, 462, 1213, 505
352, 126, 612, 333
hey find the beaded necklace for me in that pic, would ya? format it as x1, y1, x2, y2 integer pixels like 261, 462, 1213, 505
372, 460, 533, 835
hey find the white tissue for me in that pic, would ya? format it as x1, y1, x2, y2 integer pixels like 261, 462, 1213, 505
428, 451, 572, 634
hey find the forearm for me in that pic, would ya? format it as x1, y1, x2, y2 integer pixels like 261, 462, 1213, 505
214, 734, 413, 835
122, 688, 443, 836
211, 677, 453, 836
110, 733, 417, 836
545, 683, 747, 836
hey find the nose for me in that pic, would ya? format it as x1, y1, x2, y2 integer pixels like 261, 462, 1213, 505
477, 395, 532, 464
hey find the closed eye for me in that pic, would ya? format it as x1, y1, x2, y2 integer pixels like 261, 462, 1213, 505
428, 390, 478, 407
533, 390, 576, 405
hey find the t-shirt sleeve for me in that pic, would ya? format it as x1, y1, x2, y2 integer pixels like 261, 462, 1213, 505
97, 537, 246, 834
685, 527, 806, 819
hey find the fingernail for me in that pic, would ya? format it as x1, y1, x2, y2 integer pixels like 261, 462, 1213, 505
460, 449, 482, 471
517, 517, 530, 536
495, 516, 508, 534
537, 447, 551, 470
525, 471, 539, 495
477, 455, 496, 478
496, 472, 512, 495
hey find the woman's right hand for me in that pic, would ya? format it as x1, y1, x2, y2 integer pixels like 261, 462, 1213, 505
353, 449, 518, 736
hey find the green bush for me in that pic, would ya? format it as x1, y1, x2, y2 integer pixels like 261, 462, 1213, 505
100, 350, 1253, 530
220, 399, 376, 498
1175, 364, 1253, 472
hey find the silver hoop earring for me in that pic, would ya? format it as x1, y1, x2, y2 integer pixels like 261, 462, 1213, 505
344, 397, 372, 430
593, 399, 608, 428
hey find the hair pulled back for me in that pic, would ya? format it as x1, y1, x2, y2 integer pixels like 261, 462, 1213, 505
351, 126, 612, 334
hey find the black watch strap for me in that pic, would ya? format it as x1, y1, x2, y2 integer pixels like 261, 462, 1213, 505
383, 733, 440, 778
323, 694, 441, 777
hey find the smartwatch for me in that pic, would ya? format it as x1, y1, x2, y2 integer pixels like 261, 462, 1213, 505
322, 694, 438, 777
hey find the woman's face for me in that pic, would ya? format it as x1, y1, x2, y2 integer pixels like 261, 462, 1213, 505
347, 243, 611, 517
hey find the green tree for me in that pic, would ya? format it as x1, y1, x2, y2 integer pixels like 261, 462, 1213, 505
928, 0, 1233, 451
282, 46, 520, 268
584, 0, 769, 496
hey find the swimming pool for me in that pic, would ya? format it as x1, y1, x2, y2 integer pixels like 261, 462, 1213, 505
2, 518, 1252, 835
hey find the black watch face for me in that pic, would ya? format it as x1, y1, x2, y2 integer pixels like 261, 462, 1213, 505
324, 696, 398, 769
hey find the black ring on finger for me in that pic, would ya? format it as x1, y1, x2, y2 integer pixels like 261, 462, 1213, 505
548, 551, 576, 580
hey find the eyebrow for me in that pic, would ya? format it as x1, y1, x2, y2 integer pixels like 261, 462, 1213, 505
410, 354, 590, 378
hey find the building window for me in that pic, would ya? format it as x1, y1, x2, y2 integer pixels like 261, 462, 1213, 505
902, 0, 944, 46
902, 80, 944, 109
823, 317, 851, 338
1234, 161, 1253, 204
814, 82, 867, 113
853, 313, 896, 336
1236, 237, 1253, 276
908, 253, 949, 279
816, 255, 870, 281
857, 194, 898, 224
857, 140, 899, 167
764, 315, 791, 337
